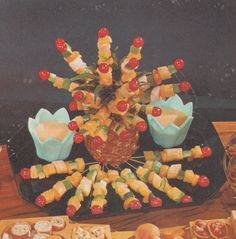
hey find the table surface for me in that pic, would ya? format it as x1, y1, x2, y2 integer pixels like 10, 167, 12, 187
1, 121, 236, 231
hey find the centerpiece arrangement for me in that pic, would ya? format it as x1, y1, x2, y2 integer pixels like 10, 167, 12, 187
16, 27, 223, 219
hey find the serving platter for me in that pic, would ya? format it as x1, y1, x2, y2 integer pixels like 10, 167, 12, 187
7, 110, 226, 220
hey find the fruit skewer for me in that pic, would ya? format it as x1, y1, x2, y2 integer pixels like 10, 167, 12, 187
143, 160, 210, 188
120, 168, 162, 207
66, 166, 99, 217
35, 171, 82, 207
142, 145, 212, 163
20, 158, 85, 180
136, 166, 192, 204
107, 170, 142, 210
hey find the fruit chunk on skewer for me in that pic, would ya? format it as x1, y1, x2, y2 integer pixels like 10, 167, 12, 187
107, 170, 142, 210
143, 145, 212, 163
66, 166, 99, 217
144, 160, 210, 188
20, 158, 85, 180
35, 171, 82, 207
120, 168, 162, 207
136, 166, 192, 203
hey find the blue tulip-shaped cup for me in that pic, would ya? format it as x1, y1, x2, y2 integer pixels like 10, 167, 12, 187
28, 108, 75, 162
147, 95, 193, 148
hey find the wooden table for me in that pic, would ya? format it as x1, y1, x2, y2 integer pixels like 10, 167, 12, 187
1, 122, 236, 231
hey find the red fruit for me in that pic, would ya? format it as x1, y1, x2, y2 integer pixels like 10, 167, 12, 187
98, 27, 109, 38
120, 130, 131, 140
128, 57, 139, 69
152, 107, 162, 117
20, 168, 30, 180
66, 205, 76, 217
129, 200, 142, 210
38, 70, 50, 81
55, 38, 67, 52
201, 146, 212, 158
92, 136, 103, 147
69, 101, 77, 111
73, 91, 85, 101
136, 121, 147, 132
179, 81, 191, 92
181, 195, 193, 203
133, 36, 144, 48
116, 100, 128, 112
198, 176, 210, 188
128, 79, 139, 91
91, 205, 103, 215
68, 121, 78, 131
35, 195, 46, 207
98, 63, 109, 73
73, 132, 84, 144
150, 196, 162, 207
173, 58, 185, 70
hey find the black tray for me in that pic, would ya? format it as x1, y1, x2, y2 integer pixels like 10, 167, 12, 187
7, 110, 226, 220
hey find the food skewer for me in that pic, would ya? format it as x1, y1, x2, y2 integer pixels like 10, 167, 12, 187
120, 168, 163, 207
20, 158, 85, 180
107, 170, 142, 210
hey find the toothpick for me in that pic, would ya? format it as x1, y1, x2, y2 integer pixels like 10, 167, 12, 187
86, 161, 98, 166
129, 158, 144, 164
131, 155, 145, 159
82, 168, 89, 175
126, 161, 137, 170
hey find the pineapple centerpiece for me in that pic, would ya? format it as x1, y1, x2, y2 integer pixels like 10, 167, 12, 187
38, 27, 191, 167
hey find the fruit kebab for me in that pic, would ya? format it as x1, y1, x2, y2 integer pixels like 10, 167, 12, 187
142, 145, 212, 163
120, 168, 163, 207
20, 158, 85, 180
136, 166, 193, 204
144, 160, 210, 188
107, 170, 142, 210
66, 166, 99, 217
55, 38, 93, 78
90, 165, 110, 215
121, 36, 144, 83
35, 171, 82, 207
97, 27, 113, 86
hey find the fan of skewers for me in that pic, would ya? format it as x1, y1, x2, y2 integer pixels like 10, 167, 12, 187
18, 27, 212, 217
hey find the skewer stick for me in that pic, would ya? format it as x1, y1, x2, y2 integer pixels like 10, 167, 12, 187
82, 168, 89, 175
129, 158, 144, 164
131, 155, 145, 159
125, 161, 137, 170
85, 161, 98, 166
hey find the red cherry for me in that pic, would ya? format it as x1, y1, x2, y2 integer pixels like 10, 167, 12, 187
120, 130, 131, 140
116, 100, 128, 112
38, 70, 50, 81
128, 57, 139, 69
181, 195, 193, 203
66, 205, 76, 217
35, 195, 46, 207
179, 81, 191, 92
98, 63, 109, 73
91, 205, 103, 215
69, 101, 77, 111
152, 107, 162, 117
128, 79, 139, 91
198, 176, 210, 188
92, 136, 103, 147
68, 121, 78, 131
20, 168, 30, 180
133, 36, 144, 48
173, 58, 185, 70
201, 146, 212, 158
55, 38, 67, 52
98, 27, 109, 38
129, 200, 142, 210
73, 91, 85, 101
73, 132, 84, 144
150, 196, 162, 207
136, 121, 147, 132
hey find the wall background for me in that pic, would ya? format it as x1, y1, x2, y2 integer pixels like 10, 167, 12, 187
0, 0, 235, 143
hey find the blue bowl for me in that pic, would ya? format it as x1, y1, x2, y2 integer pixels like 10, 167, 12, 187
147, 95, 193, 148
28, 108, 75, 162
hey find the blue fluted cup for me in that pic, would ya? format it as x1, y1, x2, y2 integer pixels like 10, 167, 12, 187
28, 108, 75, 162
147, 95, 193, 148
